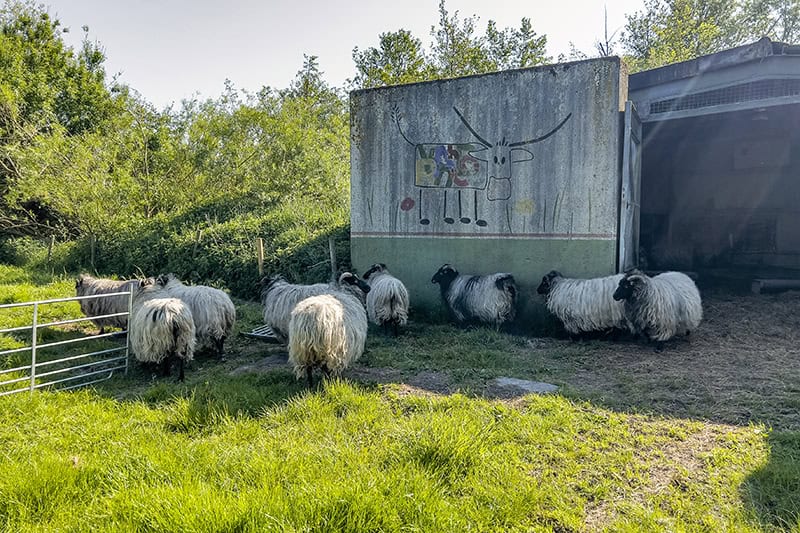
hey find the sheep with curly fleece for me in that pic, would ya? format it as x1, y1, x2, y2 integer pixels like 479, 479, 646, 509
431, 263, 517, 329
75, 274, 138, 333
613, 269, 703, 350
362, 263, 410, 336
156, 273, 236, 358
288, 291, 368, 387
536, 270, 627, 337
260, 272, 370, 341
129, 278, 195, 381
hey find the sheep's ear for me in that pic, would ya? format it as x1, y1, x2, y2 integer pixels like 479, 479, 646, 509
511, 148, 533, 163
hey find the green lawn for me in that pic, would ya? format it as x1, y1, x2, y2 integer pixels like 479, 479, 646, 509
1, 265, 798, 532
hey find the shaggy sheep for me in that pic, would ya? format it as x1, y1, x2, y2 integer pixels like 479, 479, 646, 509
75, 274, 138, 333
287, 291, 368, 387
156, 273, 236, 358
260, 272, 371, 341
362, 263, 410, 335
129, 278, 196, 381
431, 263, 517, 328
536, 270, 627, 337
612, 269, 703, 349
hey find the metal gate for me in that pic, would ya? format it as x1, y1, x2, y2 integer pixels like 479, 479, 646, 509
0, 291, 133, 396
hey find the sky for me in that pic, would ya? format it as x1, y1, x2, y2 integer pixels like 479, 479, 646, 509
42, 0, 646, 109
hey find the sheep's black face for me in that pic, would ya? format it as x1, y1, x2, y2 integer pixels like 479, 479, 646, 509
363, 263, 386, 280
341, 273, 371, 294
613, 276, 637, 301
536, 270, 561, 295
155, 273, 170, 286
431, 264, 458, 285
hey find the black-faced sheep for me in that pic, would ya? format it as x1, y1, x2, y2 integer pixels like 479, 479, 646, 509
431, 264, 517, 329
536, 270, 627, 337
75, 274, 138, 333
287, 291, 368, 387
260, 272, 371, 341
362, 263, 410, 336
129, 278, 196, 381
156, 273, 236, 358
612, 270, 703, 349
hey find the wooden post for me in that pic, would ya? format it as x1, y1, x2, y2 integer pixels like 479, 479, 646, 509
46, 235, 55, 263
89, 234, 96, 269
256, 238, 265, 276
192, 228, 203, 259
328, 236, 337, 281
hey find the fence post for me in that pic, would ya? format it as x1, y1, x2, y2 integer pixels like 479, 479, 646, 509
30, 303, 38, 394
256, 238, 265, 276
90, 234, 96, 269
328, 236, 337, 282
47, 235, 55, 263
124, 288, 133, 376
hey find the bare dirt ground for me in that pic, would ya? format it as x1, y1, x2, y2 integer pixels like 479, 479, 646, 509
233, 289, 800, 430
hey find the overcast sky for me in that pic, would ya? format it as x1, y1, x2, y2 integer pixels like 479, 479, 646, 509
42, 0, 645, 109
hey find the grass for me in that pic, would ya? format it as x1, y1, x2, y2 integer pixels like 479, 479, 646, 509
1, 264, 799, 531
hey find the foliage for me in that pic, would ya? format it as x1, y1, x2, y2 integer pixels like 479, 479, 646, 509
620, 0, 800, 72
350, 0, 550, 89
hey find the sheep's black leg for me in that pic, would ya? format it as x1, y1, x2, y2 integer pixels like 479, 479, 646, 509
393, 321, 399, 337
177, 358, 185, 382
474, 190, 487, 227
419, 189, 430, 225
443, 190, 454, 224
653, 340, 665, 353
160, 358, 171, 377
306, 367, 314, 388
215, 336, 227, 361
99, 326, 105, 335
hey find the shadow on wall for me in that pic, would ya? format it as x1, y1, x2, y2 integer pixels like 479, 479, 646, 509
743, 431, 800, 530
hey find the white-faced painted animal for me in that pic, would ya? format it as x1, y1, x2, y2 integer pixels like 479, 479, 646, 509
155, 273, 236, 359
129, 278, 196, 381
431, 264, 517, 329
362, 263, 410, 336
287, 291, 368, 387
75, 274, 138, 333
260, 272, 371, 342
536, 270, 627, 338
612, 270, 703, 350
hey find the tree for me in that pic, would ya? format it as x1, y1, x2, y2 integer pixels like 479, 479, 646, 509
621, 0, 739, 72
351, 30, 434, 89
738, 0, 800, 43
350, 0, 550, 89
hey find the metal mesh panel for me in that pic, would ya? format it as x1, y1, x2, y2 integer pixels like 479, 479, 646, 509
650, 79, 800, 114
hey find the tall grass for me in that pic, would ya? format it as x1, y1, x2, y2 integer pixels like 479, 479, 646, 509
0, 381, 772, 532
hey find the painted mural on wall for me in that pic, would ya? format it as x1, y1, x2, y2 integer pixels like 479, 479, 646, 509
393, 104, 572, 231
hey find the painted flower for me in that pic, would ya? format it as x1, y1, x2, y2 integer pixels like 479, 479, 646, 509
400, 197, 415, 211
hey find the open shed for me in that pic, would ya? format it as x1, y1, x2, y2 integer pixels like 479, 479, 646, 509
629, 37, 800, 283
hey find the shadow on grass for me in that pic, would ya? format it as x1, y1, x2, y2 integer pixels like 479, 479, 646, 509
743, 431, 800, 530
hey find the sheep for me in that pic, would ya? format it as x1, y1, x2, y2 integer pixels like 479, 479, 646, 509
129, 278, 196, 381
431, 263, 517, 329
287, 291, 368, 387
612, 269, 703, 350
536, 270, 627, 338
362, 263, 410, 336
156, 273, 236, 358
260, 272, 371, 341
74, 274, 138, 333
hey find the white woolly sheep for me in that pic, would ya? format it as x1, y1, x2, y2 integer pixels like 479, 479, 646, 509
362, 263, 410, 336
536, 270, 627, 337
613, 269, 703, 349
260, 272, 371, 341
287, 291, 368, 387
156, 273, 236, 358
75, 274, 138, 333
431, 264, 517, 329
129, 278, 196, 381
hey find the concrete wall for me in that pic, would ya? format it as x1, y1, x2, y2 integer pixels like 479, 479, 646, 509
350, 58, 625, 322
